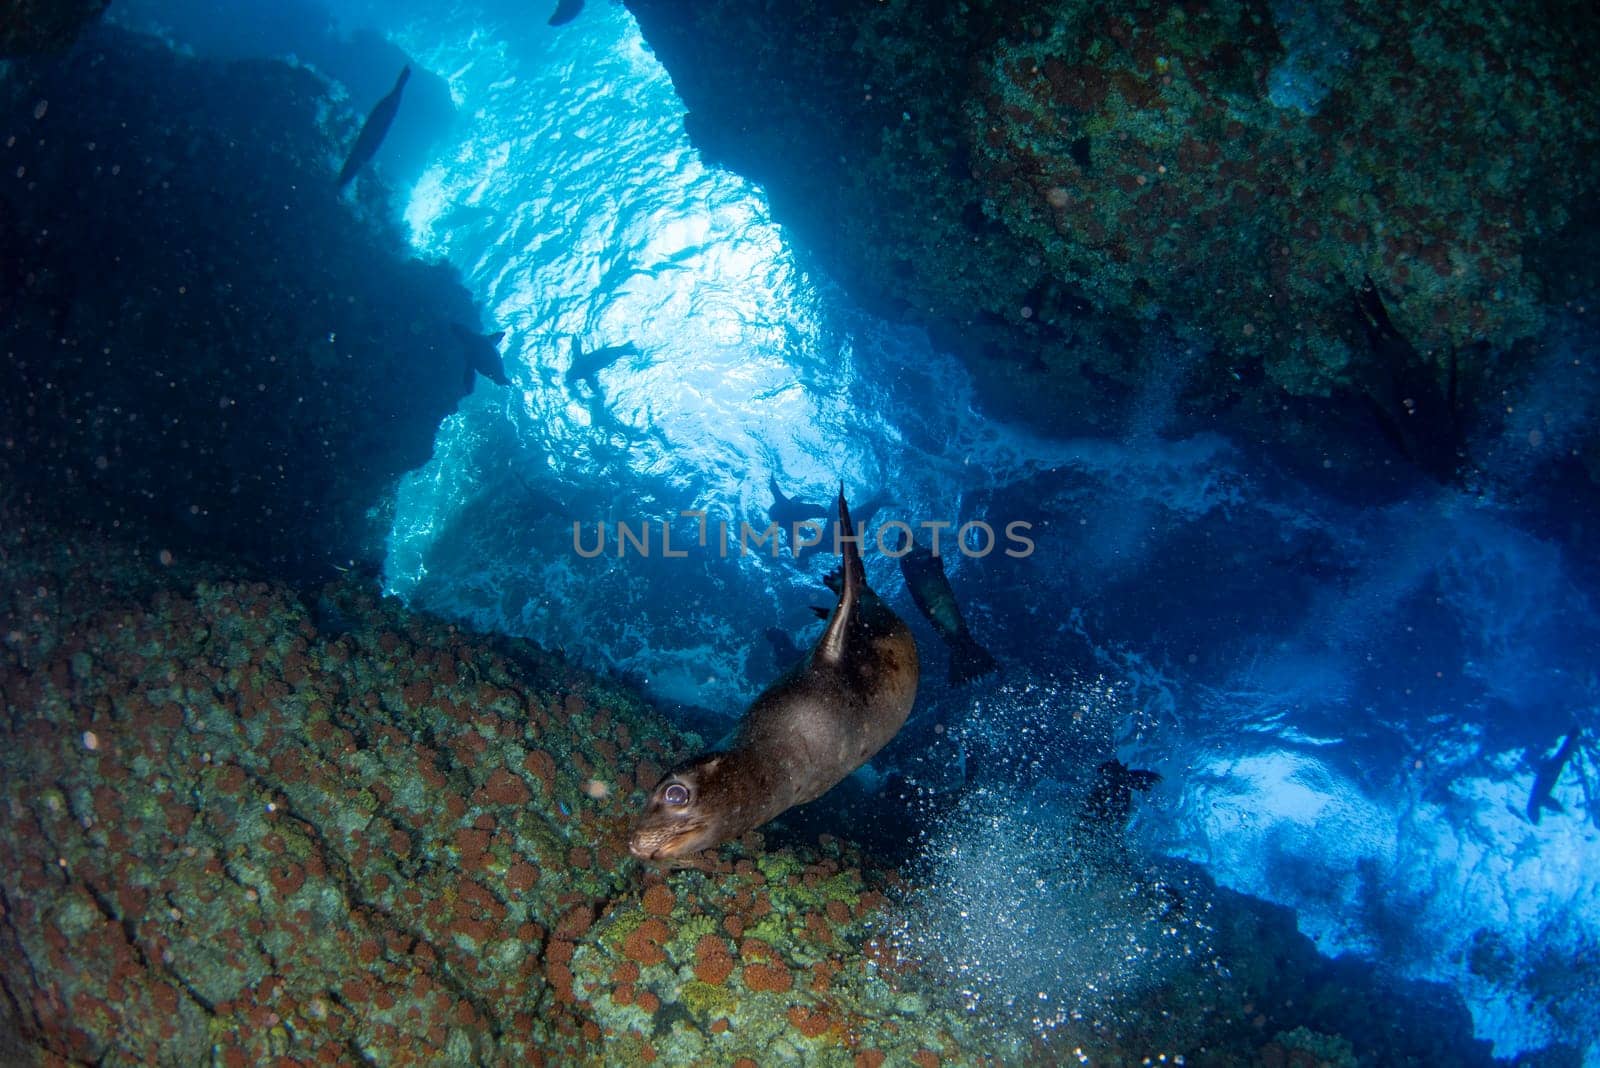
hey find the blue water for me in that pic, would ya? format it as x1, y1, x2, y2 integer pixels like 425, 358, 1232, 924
108, 0, 1600, 1061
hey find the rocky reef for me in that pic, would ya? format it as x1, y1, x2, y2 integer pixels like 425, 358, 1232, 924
624, 0, 1600, 466
0, 25, 485, 580
0, 495, 1505, 1065
0, 0, 110, 58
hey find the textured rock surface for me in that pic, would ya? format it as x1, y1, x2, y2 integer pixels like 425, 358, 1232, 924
0, 499, 1502, 1065
625, 0, 1600, 443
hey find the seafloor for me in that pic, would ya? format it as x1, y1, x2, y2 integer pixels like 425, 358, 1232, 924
0, 492, 1498, 1067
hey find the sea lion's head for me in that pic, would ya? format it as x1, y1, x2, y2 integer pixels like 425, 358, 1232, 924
628, 755, 738, 863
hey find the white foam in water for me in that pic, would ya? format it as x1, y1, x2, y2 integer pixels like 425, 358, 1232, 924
891, 678, 1220, 1055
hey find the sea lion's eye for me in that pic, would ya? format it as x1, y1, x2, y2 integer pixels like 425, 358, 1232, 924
662, 782, 690, 806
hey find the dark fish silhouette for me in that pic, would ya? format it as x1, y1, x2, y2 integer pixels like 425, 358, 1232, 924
894, 529, 997, 685
564, 336, 639, 392
796, 488, 892, 565
1081, 759, 1161, 827
767, 476, 830, 531
548, 0, 584, 26
337, 65, 411, 188
1527, 729, 1582, 825
450, 325, 510, 389
1352, 275, 1468, 486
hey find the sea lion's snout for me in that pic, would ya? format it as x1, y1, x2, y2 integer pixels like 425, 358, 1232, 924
628, 767, 719, 863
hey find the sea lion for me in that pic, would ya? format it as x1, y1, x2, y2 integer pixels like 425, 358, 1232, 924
893, 530, 997, 685
795, 487, 893, 565
337, 65, 411, 188
450, 324, 509, 389
1527, 728, 1582, 824
1079, 759, 1161, 829
767, 476, 829, 531
630, 490, 920, 862
564, 336, 639, 393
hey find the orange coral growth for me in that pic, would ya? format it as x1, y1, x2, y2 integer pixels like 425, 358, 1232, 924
269, 863, 305, 896
554, 904, 594, 940
854, 1052, 887, 1068
741, 962, 792, 993
693, 935, 734, 985
912, 1051, 941, 1068
452, 827, 490, 867
825, 900, 851, 924
623, 918, 670, 966
481, 767, 531, 806
641, 883, 675, 917
635, 990, 660, 1014
737, 938, 773, 961
787, 1005, 833, 1039
855, 890, 888, 918
523, 749, 557, 794
505, 860, 539, 893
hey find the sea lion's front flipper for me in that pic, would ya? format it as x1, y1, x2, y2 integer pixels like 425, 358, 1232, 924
814, 488, 862, 667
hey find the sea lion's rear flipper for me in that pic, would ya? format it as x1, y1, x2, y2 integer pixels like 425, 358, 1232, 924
814, 488, 862, 667
947, 635, 998, 685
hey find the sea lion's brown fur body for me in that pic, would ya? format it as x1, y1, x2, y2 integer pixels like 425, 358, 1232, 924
629, 492, 919, 862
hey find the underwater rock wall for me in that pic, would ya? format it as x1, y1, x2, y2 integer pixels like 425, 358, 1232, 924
0, 0, 110, 58
624, 0, 1600, 450
0, 505, 1501, 1066
0, 26, 484, 580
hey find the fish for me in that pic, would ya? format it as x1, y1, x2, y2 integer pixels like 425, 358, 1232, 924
629, 490, 920, 862
337, 65, 411, 189
892, 528, 997, 685
1527, 729, 1582, 825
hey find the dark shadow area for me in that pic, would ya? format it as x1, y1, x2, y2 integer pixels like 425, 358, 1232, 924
0, 25, 489, 581
110, 0, 457, 188
0, 0, 110, 57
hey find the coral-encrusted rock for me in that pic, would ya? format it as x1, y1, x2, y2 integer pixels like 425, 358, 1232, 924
0, 514, 696, 1063
0, 509, 1500, 1065
625, 0, 1600, 445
